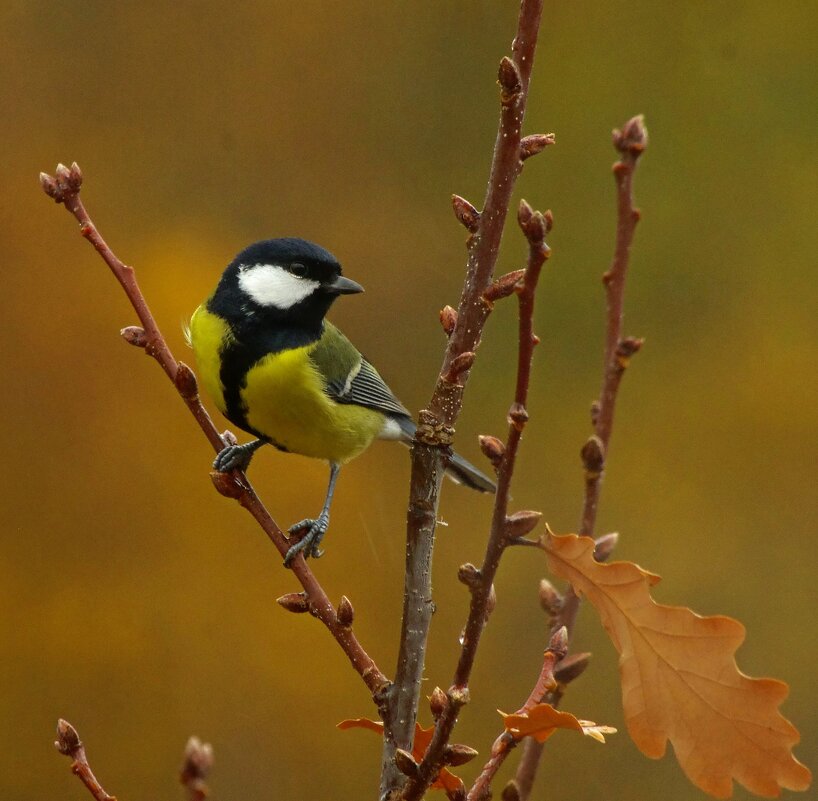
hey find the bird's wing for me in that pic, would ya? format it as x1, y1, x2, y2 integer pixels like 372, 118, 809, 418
312, 323, 411, 418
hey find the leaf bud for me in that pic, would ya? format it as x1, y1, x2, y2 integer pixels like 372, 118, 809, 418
457, 562, 481, 588
210, 471, 244, 500
439, 305, 458, 336
507, 402, 529, 430
519, 133, 556, 161
612, 114, 648, 156
54, 719, 81, 755
483, 269, 525, 303
394, 748, 419, 778
593, 532, 619, 563
276, 592, 311, 614
446, 351, 475, 382
498, 56, 522, 104
451, 194, 480, 233
181, 736, 214, 783
501, 780, 522, 801
174, 362, 199, 399
337, 595, 354, 627
505, 510, 542, 540
553, 651, 592, 685
444, 743, 479, 767
580, 435, 605, 474
548, 625, 569, 658
120, 325, 148, 348
478, 434, 505, 469
538, 579, 563, 616
39, 171, 60, 200
429, 686, 448, 720
517, 198, 533, 228
615, 336, 644, 368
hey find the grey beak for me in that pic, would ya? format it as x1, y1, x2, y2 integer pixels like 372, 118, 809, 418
329, 275, 364, 295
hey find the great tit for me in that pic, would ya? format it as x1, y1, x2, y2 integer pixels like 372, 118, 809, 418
189, 238, 495, 565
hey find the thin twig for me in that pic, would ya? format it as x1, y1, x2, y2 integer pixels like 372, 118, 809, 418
513, 115, 647, 800
400, 204, 550, 801
466, 627, 567, 801
40, 164, 389, 701
380, 1, 547, 794
54, 719, 117, 801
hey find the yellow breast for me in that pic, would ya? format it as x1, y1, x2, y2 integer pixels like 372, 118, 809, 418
242, 348, 386, 463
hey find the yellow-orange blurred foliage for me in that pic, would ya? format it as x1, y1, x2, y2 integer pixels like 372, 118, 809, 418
1, 3, 815, 800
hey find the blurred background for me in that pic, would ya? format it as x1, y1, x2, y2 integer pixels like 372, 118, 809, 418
1, 2, 816, 799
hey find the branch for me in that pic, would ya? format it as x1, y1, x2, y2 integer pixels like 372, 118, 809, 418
380, 1, 547, 794
40, 164, 389, 702
466, 628, 567, 801
513, 115, 647, 799
54, 720, 117, 801
398, 205, 550, 801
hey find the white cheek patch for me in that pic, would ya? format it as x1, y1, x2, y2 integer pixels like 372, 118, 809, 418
238, 263, 320, 309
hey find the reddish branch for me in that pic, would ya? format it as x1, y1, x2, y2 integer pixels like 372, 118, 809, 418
40, 164, 388, 700
513, 115, 648, 800
380, 1, 548, 794
397, 204, 550, 801
54, 720, 117, 801
465, 627, 567, 801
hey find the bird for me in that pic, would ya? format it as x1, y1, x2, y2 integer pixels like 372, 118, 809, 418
188, 238, 495, 566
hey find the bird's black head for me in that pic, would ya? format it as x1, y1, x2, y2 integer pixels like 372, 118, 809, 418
208, 238, 363, 334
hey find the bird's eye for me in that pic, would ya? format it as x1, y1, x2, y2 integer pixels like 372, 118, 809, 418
290, 263, 308, 277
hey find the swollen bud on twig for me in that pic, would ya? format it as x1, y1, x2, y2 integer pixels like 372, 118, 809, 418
174, 362, 199, 400
518, 198, 533, 228
520, 133, 556, 161
593, 532, 619, 562
337, 595, 354, 626
439, 305, 458, 336
451, 194, 480, 233
581, 435, 605, 475
121, 325, 148, 348
554, 652, 592, 685
180, 736, 214, 789
478, 434, 505, 469
210, 471, 244, 500
483, 269, 525, 304
429, 686, 448, 720
444, 744, 479, 767
276, 592, 311, 614
55, 719, 82, 755
508, 402, 529, 431
501, 780, 522, 801
548, 625, 569, 658
498, 56, 522, 104
445, 351, 475, 383
538, 579, 563, 618
505, 510, 543, 539
394, 748, 420, 778
615, 336, 644, 368
457, 563, 481, 588
612, 114, 648, 157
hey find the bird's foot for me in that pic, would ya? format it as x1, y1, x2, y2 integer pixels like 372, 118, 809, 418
213, 439, 265, 472
284, 516, 329, 566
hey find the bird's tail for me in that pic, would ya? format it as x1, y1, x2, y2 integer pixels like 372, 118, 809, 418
395, 417, 496, 494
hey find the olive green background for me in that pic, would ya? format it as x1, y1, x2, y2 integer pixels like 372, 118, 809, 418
2, 2, 816, 799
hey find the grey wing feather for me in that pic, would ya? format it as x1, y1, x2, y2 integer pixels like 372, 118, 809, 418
326, 359, 411, 419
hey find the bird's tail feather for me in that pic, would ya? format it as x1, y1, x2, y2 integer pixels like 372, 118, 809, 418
395, 417, 496, 494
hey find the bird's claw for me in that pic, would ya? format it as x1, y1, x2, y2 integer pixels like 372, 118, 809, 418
213, 443, 255, 472
284, 518, 328, 566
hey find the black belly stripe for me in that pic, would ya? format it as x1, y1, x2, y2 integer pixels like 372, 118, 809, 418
218, 323, 321, 439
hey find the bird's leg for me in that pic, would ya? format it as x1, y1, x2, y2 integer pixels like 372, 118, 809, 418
284, 462, 341, 566
213, 437, 267, 473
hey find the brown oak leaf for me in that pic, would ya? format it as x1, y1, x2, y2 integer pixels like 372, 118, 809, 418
541, 530, 812, 798
338, 718, 464, 795
502, 702, 616, 744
